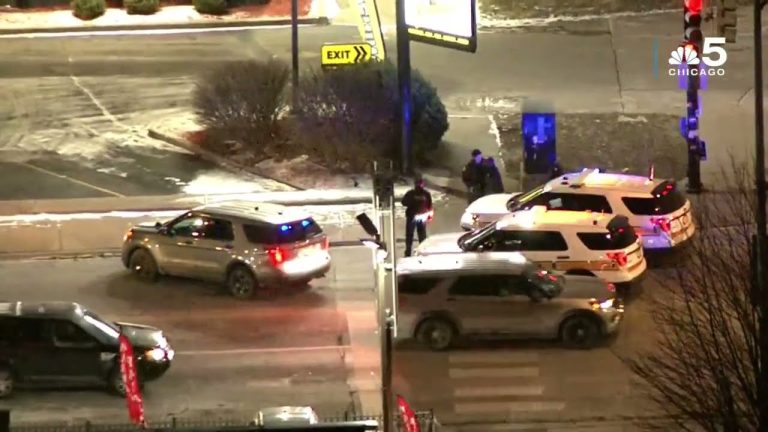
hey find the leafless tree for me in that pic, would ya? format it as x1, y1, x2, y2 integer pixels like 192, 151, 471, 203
625, 162, 768, 431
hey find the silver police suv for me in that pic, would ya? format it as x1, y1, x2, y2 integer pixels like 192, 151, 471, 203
121, 201, 331, 299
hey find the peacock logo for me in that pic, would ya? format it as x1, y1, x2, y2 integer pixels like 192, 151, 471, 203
669, 45, 700, 65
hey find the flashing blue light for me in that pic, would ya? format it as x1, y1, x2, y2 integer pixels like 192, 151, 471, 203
280, 224, 291, 232
301, 219, 311, 228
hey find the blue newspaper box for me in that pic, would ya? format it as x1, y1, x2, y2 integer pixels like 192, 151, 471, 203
522, 113, 557, 175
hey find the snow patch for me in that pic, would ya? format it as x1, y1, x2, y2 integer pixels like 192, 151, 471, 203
96, 167, 128, 178
478, 8, 676, 29
181, 171, 293, 195
618, 115, 648, 123
309, 0, 340, 20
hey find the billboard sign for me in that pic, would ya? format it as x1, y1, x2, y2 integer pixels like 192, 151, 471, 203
405, 0, 477, 52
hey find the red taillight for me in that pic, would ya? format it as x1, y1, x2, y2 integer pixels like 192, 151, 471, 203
267, 247, 286, 266
607, 252, 628, 267
651, 217, 671, 233
323, 237, 329, 250
607, 283, 616, 293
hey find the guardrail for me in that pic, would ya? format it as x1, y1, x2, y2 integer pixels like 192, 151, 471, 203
5, 411, 439, 432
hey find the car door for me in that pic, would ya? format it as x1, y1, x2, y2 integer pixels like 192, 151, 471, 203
515, 231, 570, 272
158, 213, 210, 276
11, 317, 58, 383
445, 275, 525, 336
176, 216, 237, 280
47, 319, 103, 385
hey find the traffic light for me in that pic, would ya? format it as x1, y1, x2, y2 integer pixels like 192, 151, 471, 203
684, 0, 703, 46
716, 0, 737, 43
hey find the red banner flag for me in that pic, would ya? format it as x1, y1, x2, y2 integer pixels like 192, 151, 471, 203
396, 394, 420, 432
118, 333, 146, 427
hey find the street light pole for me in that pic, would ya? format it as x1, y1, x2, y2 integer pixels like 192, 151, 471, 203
753, 0, 768, 427
291, 0, 299, 108
395, 0, 413, 174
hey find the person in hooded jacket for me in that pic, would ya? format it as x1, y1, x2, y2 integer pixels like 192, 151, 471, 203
401, 176, 433, 257
483, 157, 504, 194
462, 149, 486, 203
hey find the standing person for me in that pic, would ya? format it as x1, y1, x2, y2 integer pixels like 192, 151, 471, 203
462, 149, 486, 204
401, 176, 433, 257
483, 157, 504, 194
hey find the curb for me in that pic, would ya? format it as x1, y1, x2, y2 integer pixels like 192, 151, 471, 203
147, 128, 306, 191
0, 16, 329, 36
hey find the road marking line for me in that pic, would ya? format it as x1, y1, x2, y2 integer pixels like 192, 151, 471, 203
449, 367, 539, 379
454, 385, 544, 398
15, 161, 125, 197
449, 352, 539, 364
177, 344, 351, 356
454, 401, 566, 415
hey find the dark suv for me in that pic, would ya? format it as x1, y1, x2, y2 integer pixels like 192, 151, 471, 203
0, 301, 173, 398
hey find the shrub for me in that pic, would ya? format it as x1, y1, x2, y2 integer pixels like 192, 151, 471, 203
71, 0, 106, 20
293, 60, 448, 171
193, 59, 290, 156
125, 0, 159, 14
193, 0, 227, 15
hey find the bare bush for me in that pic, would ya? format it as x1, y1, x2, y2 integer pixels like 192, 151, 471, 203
193, 59, 289, 156
625, 162, 768, 431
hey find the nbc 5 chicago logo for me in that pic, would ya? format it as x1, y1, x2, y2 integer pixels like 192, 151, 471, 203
668, 37, 728, 76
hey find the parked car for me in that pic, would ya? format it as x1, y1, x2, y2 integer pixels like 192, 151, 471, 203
0, 301, 173, 398
419, 206, 646, 286
121, 201, 332, 299
460, 168, 695, 250
396, 252, 623, 350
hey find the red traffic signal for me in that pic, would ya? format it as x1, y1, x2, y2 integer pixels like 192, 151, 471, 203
684, 0, 702, 13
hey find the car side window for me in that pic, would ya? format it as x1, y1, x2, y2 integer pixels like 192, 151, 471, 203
449, 275, 516, 297
0, 317, 17, 346
16, 318, 48, 345
567, 194, 613, 213
52, 320, 96, 347
492, 231, 523, 252
518, 193, 553, 210
399, 276, 441, 295
198, 218, 235, 241
517, 231, 569, 251
170, 215, 205, 237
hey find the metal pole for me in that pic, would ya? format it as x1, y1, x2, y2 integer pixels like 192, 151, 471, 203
291, 0, 299, 109
377, 172, 395, 432
686, 23, 703, 193
0, 409, 8, 432
753, 1, 768, 427
382, 313, 395, 432
387, 188, 398, 338
395, 0, 413, 174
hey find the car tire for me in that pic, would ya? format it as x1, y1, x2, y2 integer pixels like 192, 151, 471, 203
560, 315, 601, 349
129, 249, 159, 282
0, 369, 14, 399
227, 265, 259, 299
108, 368, 127, 397
416, 318, 456, 351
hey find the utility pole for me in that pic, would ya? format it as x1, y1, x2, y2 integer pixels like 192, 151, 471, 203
395, 0, 413, 175
291, 0, 299, 109
372, 162, 398, 432
753, 0, 768, 427
683, 0, 704, 193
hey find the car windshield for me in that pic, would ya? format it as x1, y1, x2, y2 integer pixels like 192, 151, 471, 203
458, 222, 497, 251
82, 310, 120, 339
507, 185, 545, 211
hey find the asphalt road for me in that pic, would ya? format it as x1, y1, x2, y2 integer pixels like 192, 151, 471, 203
0, 247, 375, 425
0, 11, 761, 201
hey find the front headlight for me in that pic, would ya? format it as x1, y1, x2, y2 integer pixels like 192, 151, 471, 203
145, 348, 167, 361
590, 298, 616, 311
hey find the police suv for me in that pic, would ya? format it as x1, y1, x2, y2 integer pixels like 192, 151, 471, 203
460, 169, 696, 250
419, 206, 647, 285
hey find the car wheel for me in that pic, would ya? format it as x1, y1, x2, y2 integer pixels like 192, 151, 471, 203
560, 315, 601, 349
108, 368, 127, 397
129, 249, 159, 282
0, 370, 14, 399
227, 266, 258, 299
416, 318, 456, 351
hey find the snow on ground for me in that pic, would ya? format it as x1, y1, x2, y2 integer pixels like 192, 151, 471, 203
477, 7, 676, 29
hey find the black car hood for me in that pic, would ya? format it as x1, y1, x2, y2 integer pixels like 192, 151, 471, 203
116, 322, 167, 350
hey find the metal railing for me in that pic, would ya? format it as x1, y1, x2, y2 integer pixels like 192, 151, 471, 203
8, 412, 439, 432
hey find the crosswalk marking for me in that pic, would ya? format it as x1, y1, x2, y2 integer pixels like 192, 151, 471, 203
454, 401, 566, 415
449, 351, 539, 364
449, 367, 539, 379
454, 385, 544, 397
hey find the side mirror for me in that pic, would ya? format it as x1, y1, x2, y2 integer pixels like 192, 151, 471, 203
154, 221, 162, 228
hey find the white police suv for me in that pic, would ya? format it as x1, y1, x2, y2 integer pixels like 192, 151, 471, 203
460, 169, 695, 250
421, 206, 647, 285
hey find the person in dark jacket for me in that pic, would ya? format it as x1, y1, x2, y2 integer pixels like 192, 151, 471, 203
461, 149, 486, 204
483, 157, 504, 194
401, 176, 433, 257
